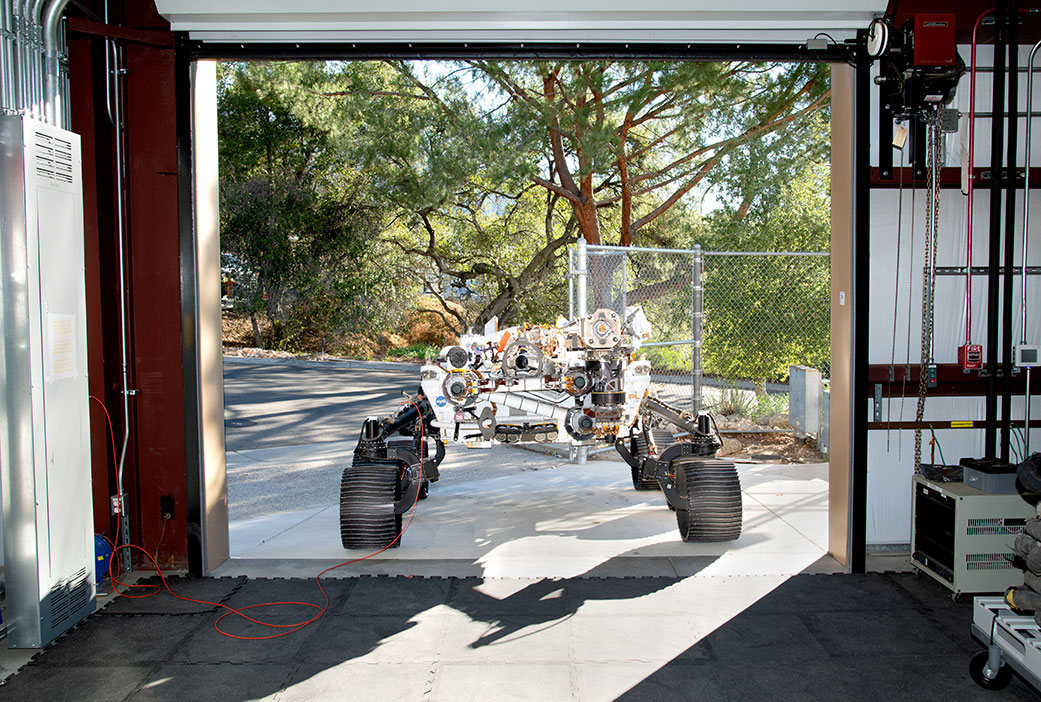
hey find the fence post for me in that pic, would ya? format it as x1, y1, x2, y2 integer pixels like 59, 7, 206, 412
621, 249, 628, 312
575, 237, 588, 319
574, 237, 588, 464
567, 245, 575, 321
692, 244, 703, 415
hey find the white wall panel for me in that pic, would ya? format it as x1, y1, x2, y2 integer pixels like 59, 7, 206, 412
869, 189, 1041, 368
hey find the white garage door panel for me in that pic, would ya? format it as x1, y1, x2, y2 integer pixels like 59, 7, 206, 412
154, 1, 887, 44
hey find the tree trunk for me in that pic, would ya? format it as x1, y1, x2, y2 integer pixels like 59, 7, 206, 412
250, 313, 262, 348
574, 197, 600, 245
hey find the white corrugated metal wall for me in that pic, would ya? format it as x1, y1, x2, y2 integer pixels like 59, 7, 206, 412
867, 45, 1041, 544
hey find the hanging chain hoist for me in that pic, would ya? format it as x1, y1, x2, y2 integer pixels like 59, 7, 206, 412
914, 108, 944, 472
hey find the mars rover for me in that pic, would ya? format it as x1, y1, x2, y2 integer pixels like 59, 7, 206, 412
341, 307, 743, 548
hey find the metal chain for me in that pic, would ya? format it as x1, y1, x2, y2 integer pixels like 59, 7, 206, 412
914, 110, 943, 471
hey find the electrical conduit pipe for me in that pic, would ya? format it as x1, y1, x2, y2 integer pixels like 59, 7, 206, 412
1024, 39, 1041, 455
966, 9, 995, 351
41, 0, 69, 126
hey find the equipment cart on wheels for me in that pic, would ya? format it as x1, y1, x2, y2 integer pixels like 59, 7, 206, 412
970, 596, 1041, 692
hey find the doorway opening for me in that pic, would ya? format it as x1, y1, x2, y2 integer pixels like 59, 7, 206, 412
194, 53, 846, 579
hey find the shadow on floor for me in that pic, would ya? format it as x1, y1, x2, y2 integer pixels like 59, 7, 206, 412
617, 572, 1038, 701
0, 553, 706, 701
1, 565, 1036, 701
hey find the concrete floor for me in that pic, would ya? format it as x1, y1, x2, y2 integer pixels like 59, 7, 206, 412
222, 357, 420, 453
220, 450, 831, 580
220, 357, 831, 580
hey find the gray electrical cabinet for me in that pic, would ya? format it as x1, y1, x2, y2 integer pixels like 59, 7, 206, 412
0, 115, 95, 648
912, 475, 1035, 598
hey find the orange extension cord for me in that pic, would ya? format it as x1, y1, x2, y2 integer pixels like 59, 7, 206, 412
91, 397, 426, 640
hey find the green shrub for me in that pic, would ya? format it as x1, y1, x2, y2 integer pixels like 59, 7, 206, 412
387, 342, 439, 360
708, 385, 755, 417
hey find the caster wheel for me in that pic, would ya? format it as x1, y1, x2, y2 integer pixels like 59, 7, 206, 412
969, 651, 1012, 690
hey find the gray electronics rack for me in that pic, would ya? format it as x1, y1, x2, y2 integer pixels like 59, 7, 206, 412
912, 475, 1035, 597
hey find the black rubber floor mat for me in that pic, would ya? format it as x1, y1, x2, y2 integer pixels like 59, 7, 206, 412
4, 572, 1037, 702
98, 575, 246, 615
339, 574, 451, 614
34, 614, 206, 666
221, 577, 357, 615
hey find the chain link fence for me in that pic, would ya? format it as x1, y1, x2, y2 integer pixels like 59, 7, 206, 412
570, 242, 830, 418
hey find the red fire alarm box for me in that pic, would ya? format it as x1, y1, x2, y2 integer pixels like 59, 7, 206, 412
913, 14, 957, 67
959, 344, 983, 371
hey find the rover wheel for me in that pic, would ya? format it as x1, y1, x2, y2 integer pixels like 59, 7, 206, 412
630, 434, 661, 491
340, 461, 403, 549
674, 456, 742, 542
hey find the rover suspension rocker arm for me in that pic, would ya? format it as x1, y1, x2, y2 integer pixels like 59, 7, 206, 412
614, 396, 721, 510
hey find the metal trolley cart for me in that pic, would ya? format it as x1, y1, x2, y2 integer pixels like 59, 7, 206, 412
970, 596, 1041, 692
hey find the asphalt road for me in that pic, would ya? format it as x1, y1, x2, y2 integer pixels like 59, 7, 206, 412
222, 356, 566, 521
222, 357, 421, 452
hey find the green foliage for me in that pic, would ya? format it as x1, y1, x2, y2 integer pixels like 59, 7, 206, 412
387, 342, 440, 360
466, 60, 830, 246
244, 59, 829, 332
754, 393, 790, 420
701, 161, 831, 383
217, 59, 832, 367
242, 60, 573, 331
702, 255, 830, 383
704, 387, 787, 420
218, 62, 412, 350
708, 386, 756, 418
640, 342, 692, 374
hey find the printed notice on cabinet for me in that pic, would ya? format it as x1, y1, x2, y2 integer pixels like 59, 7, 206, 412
47, 313, 77, 382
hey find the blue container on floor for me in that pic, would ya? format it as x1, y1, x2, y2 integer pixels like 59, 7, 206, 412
94, 535, 113, 583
